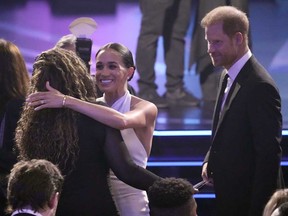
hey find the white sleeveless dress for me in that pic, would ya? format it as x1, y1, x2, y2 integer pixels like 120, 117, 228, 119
97, 91, 150, 216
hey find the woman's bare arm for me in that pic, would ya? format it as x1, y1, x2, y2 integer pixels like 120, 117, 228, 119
27, 81, 157, 130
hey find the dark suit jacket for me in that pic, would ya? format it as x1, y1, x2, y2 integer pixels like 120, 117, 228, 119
204, 56, 283, 216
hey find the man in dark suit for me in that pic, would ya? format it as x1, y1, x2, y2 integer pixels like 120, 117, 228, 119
200, 6, 283, 216
6, 159, 64, 216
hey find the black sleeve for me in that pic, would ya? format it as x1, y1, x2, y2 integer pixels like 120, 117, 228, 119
0, 99, 24, 172
103, 126, 161, 191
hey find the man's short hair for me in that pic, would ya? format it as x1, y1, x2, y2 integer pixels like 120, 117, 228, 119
148, 177, 197, 216
201, 6, 249, 42
6, 159, 64, 214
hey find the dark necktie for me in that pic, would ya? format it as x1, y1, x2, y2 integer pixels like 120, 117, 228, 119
212, 73, 229, 133
221, 75, 232, 110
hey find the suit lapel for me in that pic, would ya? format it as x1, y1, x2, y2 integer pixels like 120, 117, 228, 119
212, 82, 241, 142
220, 82, 241, 121
212, 56, 255, 141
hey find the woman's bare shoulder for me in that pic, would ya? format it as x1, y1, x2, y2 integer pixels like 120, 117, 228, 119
131, 95, 158, 116
131, 95, 156, 108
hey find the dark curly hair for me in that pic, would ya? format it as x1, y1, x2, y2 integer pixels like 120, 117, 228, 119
15, 48, 96, 174
148, 177, 197, 216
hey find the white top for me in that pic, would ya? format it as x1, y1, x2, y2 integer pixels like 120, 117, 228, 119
97, 91, 149, 216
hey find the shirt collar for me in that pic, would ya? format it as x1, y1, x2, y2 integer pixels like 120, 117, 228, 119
12, 208, 42, 216
227, 49, 252, 81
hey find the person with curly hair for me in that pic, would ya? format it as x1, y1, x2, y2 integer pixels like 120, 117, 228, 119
16, 48, 161, 216
148, 177, 197, 216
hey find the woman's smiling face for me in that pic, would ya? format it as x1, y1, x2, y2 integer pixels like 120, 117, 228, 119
95, 48, 130, 95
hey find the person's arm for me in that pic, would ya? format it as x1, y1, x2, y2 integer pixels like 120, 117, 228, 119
26, 81, 157, 130
65, 96, 156, 130
202, 148, 213, 185
103, 126, 161, 190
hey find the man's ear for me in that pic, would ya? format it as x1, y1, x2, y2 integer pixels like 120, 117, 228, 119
235, 32, 244, 45
48, 192, 59, 209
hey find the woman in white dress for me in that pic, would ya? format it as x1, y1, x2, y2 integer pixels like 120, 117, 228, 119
26, 43, 158, 216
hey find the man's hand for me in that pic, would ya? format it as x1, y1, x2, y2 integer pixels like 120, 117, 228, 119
201, 162, 213, 186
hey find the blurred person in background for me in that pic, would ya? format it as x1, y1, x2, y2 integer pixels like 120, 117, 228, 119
0, 38, 30, 216
135, 0, 200, 108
